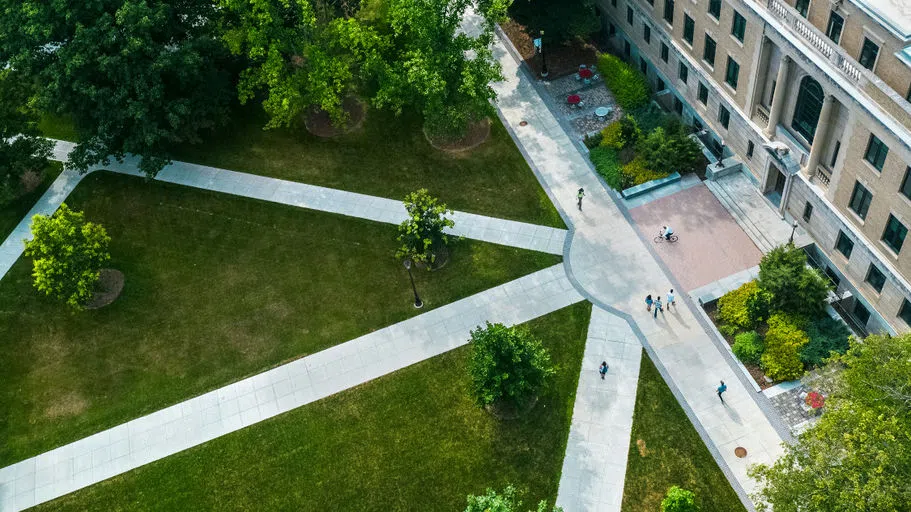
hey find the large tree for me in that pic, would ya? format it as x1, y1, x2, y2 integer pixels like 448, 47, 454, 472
750, 333, 911, 511
0, 0, 236, 176
508, 0, 599, 44
0, 69, 53, 205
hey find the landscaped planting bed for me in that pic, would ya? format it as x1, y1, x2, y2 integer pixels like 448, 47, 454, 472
0, 171, 562, 466
34, 303, 592, 511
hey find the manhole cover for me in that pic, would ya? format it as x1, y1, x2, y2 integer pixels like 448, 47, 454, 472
519, 120, 528, 126
734, 447, 747, 458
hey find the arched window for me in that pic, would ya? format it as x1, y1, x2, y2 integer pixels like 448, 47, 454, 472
792, 76, 824, 144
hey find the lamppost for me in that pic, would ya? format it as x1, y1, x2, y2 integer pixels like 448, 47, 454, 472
403, 259, 423, 309
540, 30, 549, 78
788, 220, 799, 245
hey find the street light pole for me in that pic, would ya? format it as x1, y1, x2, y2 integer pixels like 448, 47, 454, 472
540, 30, 549, 78
403, 259, 423, 309
788, 220, 799, 245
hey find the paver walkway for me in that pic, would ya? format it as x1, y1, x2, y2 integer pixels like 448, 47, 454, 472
491, 30, 784, 509
0, 264, 583, 511
557, 307, 642, 511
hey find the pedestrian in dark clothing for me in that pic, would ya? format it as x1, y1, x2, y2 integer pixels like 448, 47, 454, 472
577, 188, 585, 210
653, 296, 663, 318
599, 361, 609, 380
645, 294, 653, 312
717, 380, 727, 403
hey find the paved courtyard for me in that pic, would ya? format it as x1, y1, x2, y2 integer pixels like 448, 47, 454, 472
628, 184, 764, 291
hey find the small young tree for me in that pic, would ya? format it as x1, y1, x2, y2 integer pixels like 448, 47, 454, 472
758, 244, 831, 318
661, 486, 698, 512
467, 322, 556, 410
24, 203, 111, 309
395, 189, 454, 267
464, 485, 563, 512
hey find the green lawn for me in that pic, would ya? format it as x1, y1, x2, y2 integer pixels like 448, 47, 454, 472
40, 107, 564, 228
0, 162, 63, 240
0, 171, 562, 467
36, 302, 592, 511
622, 354, 746, 512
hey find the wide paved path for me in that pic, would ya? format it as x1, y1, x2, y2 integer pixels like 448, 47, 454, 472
490, 30, 783, 509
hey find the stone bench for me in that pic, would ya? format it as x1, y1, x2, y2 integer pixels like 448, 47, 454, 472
620, 172, 681, 199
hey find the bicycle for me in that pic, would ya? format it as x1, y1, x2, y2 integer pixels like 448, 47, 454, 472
654, 231, 679, 243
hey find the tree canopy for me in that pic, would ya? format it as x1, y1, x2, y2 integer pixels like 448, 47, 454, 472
508, 0, 599, 43
0, 69, 53, 205
0, 0, 236, 176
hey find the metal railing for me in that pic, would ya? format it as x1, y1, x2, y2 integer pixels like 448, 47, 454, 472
814, 164, 831, 187
755, 104, 770, 126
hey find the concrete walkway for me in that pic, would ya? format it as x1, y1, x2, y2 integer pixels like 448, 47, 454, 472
491, 31, 783, 509
557, 307, 642, 511
0, 264, 583, 511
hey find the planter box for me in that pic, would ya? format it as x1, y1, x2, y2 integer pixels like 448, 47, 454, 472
620, 172, 681, 199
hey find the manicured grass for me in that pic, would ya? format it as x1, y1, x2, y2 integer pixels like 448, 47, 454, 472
0, 171, 562, 466
40, 107, 564, 227
36, 302, 591, 511
622, 354, 746, 512
0, 162, 63, 240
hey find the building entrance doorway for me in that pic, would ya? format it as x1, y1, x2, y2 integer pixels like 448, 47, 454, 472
766, 165, 787, 206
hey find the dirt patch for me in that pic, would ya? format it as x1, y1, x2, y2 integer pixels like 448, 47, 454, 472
500, 19, 600, 78
424, 117, 491, 152
45, 391, 88, 420
304, 97, 366, 138
484, 395, 539, 420
85, 269, 124, 309
636, 438, 650, 457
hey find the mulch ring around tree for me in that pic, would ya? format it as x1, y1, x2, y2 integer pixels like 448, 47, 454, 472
303, 97, 366, 138
484, 395, 539, 420
414, 246, 450, 272
85, 269, 124, 309
500, 19, 601, 78
424, 117, 491, 152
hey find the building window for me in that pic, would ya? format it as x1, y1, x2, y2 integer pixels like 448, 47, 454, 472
791, 76, 824, 144
693, 119, 703, 131
883, 214, 908, 253
725, 57, 740, 89
674, 96, 683, 115
866, 264, 886, 293
835, 230, 854, 258
906, 84, 911, 103
830, 140, 841, 167
703, 35, 717, 67
664, 0, 675, 25
899, 299, 911, 326
627, 5, 634, 25
643, 24, 651, 44
747, 140, 754, 159
611, 0, 617, 6
826, 11, 844, 43
640, 57, 648, 74
656, 78, 665, 91
708, 0, 721, 19
660, 43, 669, 62
731, 11, 746, 42
683, 15, 695, 45
848, 181, 873, 220
859, 38, 880, 70
795, 0, 809, 17
901, 167, 911, 200
864, 134, 888, 171
853, 301, 871, 326
698, 82, 708, 104
802, 201, 813, 222
718, 105, 730, 129
825, 266, 841, 287
624, 40, 632, 58
678, 62, 688, 83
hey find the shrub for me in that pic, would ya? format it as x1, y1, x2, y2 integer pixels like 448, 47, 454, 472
716, 281, 759, 333
661, 486, 697, 512
761, 313, 809, 381
467, 322, 556, 409
622, 155, 668, 186
801, 315, 852, 367
758, 244, 832, 318
583, 131, 603, 148
464, 484, 563, 512
589, 146, 628, 190
597, 53, 650, 110
629, 103, 670, 133
600, 115, 641, 150
733, 331, 764, 365
24, 203, 111, 309
745, 288, 773, 326
636, 123, 705, 176
396, 189, 455, 267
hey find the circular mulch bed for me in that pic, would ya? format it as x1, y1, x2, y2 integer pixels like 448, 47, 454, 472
414, 246, 450, 272
424, 117, 491, 152
85, 269, 124, 309
484, 395, 539, 420
304, 97, 366, 138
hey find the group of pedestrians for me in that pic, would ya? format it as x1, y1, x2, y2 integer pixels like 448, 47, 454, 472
644, 289, 675, 318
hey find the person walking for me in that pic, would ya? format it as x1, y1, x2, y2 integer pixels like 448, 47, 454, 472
717, 380, 727, 403
667, 289, 675, 310
577, 188, 585, 211
645, 294, 653, 312
653, 296, 663, 318
599, 361, 609, 380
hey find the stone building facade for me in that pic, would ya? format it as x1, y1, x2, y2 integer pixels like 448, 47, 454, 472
596, 0, 911, 334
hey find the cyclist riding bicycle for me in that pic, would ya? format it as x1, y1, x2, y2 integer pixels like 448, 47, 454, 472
662, 225, 674, 240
